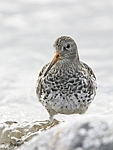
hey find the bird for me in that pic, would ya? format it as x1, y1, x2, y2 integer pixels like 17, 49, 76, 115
36, 36, 97, 122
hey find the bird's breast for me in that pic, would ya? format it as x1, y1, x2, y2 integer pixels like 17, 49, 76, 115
41, 67, 95, 101
37, 66, 96, 115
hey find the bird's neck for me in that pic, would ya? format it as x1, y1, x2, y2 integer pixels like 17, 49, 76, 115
56, 57, 81, 70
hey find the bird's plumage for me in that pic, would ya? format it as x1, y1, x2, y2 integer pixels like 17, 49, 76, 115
36, 36, 97, 122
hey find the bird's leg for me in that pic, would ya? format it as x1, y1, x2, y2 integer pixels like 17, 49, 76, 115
49, 114, 54, 123
47, 109, 57, 123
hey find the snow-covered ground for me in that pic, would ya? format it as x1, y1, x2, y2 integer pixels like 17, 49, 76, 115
0, 0, 113, 149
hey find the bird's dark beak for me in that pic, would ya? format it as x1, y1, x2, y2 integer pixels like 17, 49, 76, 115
44, 52, 60, 76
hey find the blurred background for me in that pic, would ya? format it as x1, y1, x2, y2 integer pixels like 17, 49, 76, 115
0, 0, 113, 123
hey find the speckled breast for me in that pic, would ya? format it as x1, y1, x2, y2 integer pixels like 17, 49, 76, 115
37, 66, 96, 114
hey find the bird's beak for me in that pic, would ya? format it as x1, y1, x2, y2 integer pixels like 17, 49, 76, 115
44, 51, 60, 76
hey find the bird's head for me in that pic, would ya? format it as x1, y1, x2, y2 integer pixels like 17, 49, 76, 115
44, 36, 79, 76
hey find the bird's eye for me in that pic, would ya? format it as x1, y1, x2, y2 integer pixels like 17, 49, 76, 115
66, 44, 70, 48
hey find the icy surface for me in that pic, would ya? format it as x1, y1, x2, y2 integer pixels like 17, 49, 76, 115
0, 0, 113, 149
18, 116, 113, 150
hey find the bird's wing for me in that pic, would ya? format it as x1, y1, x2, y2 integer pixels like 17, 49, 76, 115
36, 63, 49, 96
80, 61, 96, 81
38, 63, 49, 77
